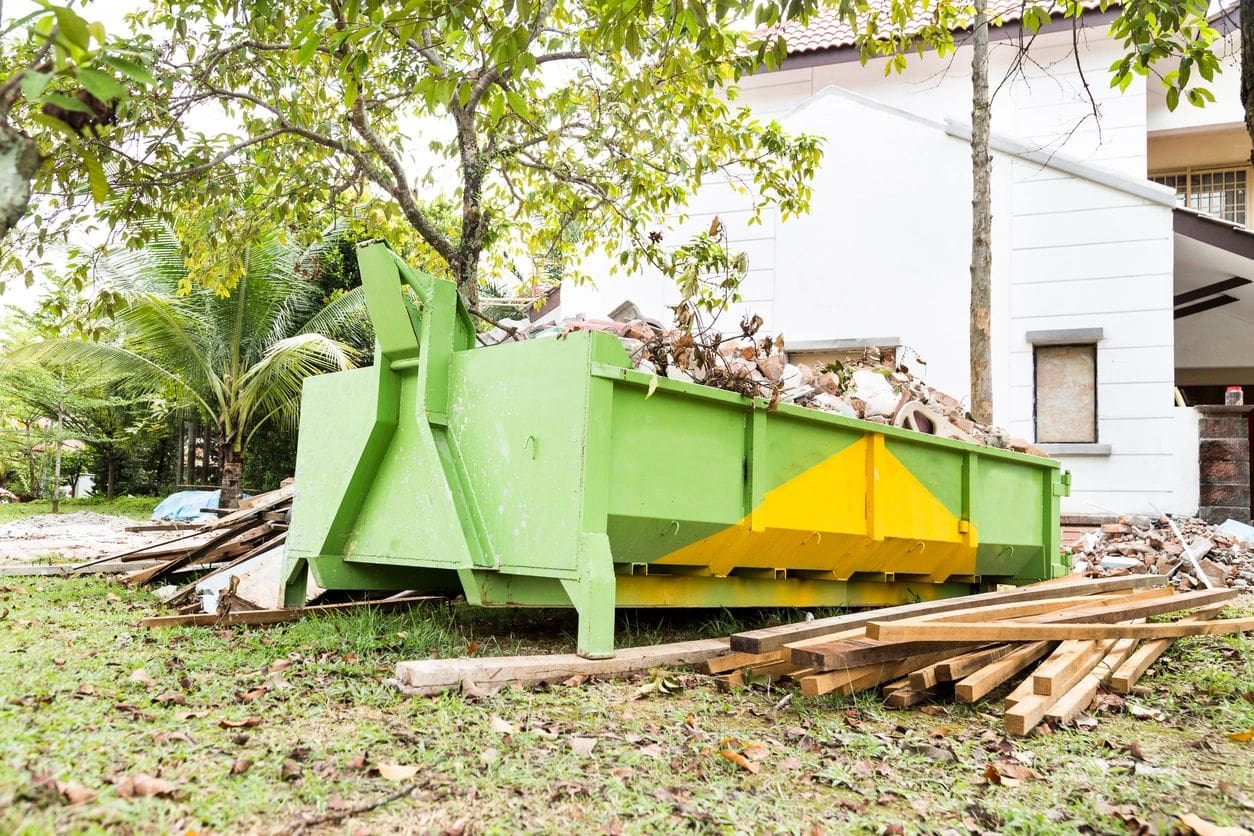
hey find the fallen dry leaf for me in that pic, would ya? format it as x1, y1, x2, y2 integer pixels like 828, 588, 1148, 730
778, 756, 803, 772
280, 760, 303, 781
719, 749, 760, 774
742, 742, 770, 762
235, 686, 268, 703
982, 761, 1040, 787
270, 659, 291, 672
1177, 812, 1251, 836
127, 669, 155, 688
346, 753, 368, 771
59, 781, 96, 805
115, 773, 179, 799
73, 683, 95, 697
479, 747, 500, 766
1226, 728, 1254, 744
376, 762, 419, 781
569, 737, 597, 757
153, 731, 194, 745
488, 715, 516, 735
218, 716, 262, 729
230, 758, 251, 776
460, 678, 489, 700
153, 692, 185, 706
563, 674, 589, 687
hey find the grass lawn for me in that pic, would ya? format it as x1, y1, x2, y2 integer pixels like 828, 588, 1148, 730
0, 578, 1250, 835
0, 496, 161, 525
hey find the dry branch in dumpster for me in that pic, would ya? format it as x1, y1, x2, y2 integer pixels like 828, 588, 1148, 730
548, 307, 1046, 456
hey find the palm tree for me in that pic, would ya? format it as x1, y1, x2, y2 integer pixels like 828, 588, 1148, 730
28, 227, 367, 508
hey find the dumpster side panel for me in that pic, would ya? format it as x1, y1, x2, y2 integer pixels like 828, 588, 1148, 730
448, 334, 597, 577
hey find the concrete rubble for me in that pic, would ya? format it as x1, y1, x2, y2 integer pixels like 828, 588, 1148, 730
1070, 514, 1254, 590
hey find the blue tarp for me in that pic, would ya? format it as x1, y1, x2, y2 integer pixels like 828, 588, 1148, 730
151, 490, 220, 522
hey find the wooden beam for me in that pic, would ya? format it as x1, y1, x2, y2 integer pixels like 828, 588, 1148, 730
1044, 639, 1140, 726
1005, 640, 1115, 736
394, 637, 732, 694
954, 641, 1055, 703
140, 596, 442, 629
868, 589, 1240, 642
698, 648, 787, 675
911, 644, 1015, 690
1108, 605, 1225, 693
729, 575, 1168, 653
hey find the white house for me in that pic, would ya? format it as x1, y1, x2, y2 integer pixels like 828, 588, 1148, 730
558, 2, 1254, 521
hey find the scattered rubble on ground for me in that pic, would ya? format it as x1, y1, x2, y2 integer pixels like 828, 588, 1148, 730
0, 511, 171, 564
1070, 514, 1254, 590
554, 310, 1044, 456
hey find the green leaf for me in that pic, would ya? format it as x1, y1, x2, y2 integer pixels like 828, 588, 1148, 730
296, 34, 321, 65
102, 56, 157, 86
19, 70, 53, 101
52, 6, 91, 51
505, 89, 531, 119
79, 146, 109, 203
76, 68, 128, 103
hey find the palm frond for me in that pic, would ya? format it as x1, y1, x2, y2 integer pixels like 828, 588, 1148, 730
236, 333, 358, 448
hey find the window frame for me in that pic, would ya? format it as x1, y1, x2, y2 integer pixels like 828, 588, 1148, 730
1032, 342, 1099, 445
1150, 164, 1250, 227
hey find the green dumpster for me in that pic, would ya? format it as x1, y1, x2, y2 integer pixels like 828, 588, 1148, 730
284, 243, 1070, 657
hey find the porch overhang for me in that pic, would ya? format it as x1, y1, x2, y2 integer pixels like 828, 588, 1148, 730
1173, 208, 1254, 386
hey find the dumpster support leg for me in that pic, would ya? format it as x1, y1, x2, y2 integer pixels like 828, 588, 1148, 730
282, 557, 309, 608
562, 534, 617, 659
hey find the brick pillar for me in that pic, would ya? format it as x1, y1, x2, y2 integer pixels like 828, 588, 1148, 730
1196, 405, 1252, 524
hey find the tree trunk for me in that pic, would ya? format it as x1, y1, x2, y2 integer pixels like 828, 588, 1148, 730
0, 123, 41, 242
1242, 1, 1254, 164
187, 415, 198, 486
51, 372, 64, 513
106, 451, 117, 501
218, 442, 243, 510
968, 0, 994, 426
174, 418, 184, 488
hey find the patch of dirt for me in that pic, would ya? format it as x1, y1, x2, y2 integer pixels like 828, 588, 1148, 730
0, 512, 171, 563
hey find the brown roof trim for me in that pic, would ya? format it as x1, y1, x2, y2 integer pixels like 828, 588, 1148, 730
1174, 208, 1254, 261
773, 7, 1121, 73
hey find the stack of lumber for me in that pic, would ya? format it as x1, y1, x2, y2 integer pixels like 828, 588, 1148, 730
702, 575, 1252, 736
72, 485, 293, 601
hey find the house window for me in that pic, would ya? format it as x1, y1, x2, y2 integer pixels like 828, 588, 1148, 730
1033, 344, 1097, 444
1151, 167, 1248, 226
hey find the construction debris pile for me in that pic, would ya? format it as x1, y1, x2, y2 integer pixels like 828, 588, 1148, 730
74, 485, 296, 612
696, 575, 1249, 737
563, 312, 1044, 456
1069, 515, 1254, 590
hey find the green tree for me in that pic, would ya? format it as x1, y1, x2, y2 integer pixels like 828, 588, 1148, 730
0, 2, 155, 252
24, 226, 367, 509
116, 0, 821, 310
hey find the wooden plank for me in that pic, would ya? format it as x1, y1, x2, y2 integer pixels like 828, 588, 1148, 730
141, 595, 442, 629
797, 647, 961, 697
792, 636, 985, 671
699, 648, 787, 675
793, 587, 1192, 671
394, 637, 732, 694
125, 520, 267, 587
164, 532, 287, 605
730, 575, 1169, 653
1005, 640, 1116, 736
201, 485, 292, 532
955, 641, 1055, 703
911, 644, 1015, 690
1108, 605, 1225, 693
922, 590, 1166, 624
1045, 639, 1140, 725
881, 677, 911, 696
1032, 639, 1104, 696
867, 588, 1240, 642
886, 687, 932, 708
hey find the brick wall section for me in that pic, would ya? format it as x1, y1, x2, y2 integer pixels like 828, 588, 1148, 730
1196, 405, 1253, 524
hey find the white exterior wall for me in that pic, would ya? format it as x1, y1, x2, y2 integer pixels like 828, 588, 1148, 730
561, 25, 1197, 515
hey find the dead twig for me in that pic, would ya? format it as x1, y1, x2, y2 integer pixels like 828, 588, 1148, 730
282, 781, 417, 835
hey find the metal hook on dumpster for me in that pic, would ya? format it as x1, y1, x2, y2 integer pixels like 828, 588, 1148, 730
805, 531, 822, 546
523, 435, 538, 460
669, 520, 680, 535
